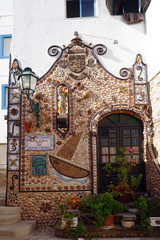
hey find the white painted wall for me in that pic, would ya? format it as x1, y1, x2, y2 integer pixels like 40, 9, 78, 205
0, 0, 13, 166
12, 0, 146, 79
146, 0, 160, 80
9, 0, 160, 164
146, 0, 160, 163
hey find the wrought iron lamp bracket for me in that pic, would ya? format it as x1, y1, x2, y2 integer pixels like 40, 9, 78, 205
27, 94, 39, 127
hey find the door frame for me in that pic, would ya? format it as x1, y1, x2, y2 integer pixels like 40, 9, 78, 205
97, 115, 145, 194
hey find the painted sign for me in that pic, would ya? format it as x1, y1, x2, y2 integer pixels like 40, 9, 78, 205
32, 155, 47, 175
25, 135, 54, 150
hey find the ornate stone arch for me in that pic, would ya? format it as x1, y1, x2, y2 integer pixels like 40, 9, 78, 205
90, 104, 153, 194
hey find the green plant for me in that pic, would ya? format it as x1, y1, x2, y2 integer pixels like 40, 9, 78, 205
145, 191, 160, 217
87, 192, 124, 227
60, 210, 76, 220
130, 174, 143, 189
134, 195, 152, 232
103, 147, 143, 199
72, 220, 88, 239
58, 200, 79, 237
58, 198, 92, 239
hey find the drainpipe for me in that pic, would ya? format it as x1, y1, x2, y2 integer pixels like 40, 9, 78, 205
138, 0, 141, 12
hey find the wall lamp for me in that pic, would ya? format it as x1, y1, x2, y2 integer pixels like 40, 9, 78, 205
18, 67, 40, 127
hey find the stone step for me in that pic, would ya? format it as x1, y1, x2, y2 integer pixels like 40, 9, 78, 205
0, 220, 36, 238
0, 206, 21, 215
0, 197, 5, 206
0, 213, 21, 226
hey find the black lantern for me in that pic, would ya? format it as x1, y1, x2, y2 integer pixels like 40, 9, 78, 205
18, 67, 40, 127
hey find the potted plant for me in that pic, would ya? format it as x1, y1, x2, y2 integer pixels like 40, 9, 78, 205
145, 191, 160, 227
87, 192, 124, 228
134, 195, 152, 232
58, 199, 79, 230
103, 147, 143, 203
58, 198, 90, 239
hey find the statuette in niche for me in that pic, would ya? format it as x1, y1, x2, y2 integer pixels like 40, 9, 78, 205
57, 84, 69, 137
58, 85, 68, 116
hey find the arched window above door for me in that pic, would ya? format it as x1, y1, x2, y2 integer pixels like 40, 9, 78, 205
99, 114, 142, 127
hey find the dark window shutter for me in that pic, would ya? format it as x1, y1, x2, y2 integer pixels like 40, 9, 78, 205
141, 0, 151, 13
67, 0, 80, 18
106, 0, 125, 15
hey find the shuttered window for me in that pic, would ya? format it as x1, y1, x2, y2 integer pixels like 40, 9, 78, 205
106, 0, 151, 15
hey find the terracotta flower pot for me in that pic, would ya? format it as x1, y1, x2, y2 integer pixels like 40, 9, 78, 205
114, 185, 132, 203
103, 215, 114, 229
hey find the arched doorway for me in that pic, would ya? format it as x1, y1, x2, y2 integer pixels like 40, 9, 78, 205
98, 113, 145, 193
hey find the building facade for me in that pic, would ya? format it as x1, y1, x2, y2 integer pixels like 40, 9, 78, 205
0, 0, 12, 169
6, 0, 160, 227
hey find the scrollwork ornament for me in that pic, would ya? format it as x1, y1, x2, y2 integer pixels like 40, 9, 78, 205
136, 65, 143, 82
48, 45, 63, 59
119, 68, 131, 79
8, 121, 20, 137
10, 174, 18, 190
92, 44, 107, 56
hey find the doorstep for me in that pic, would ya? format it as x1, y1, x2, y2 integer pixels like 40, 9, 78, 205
55, 223, 160, 238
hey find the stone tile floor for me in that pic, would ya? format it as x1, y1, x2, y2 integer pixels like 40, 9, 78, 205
3, 227, 160, 240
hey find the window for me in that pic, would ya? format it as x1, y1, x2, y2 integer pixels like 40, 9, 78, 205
0, 35, 12, 58
66, 0, 95, 18
2, 84, 8, 109
106, 0, 151, 15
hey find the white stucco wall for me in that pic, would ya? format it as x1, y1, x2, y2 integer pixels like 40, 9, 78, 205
12, 0, 146, 79
9, 0, 160, 164
146, 0, 160, 163
146, 0, 160, 80
0, 0, 13, 166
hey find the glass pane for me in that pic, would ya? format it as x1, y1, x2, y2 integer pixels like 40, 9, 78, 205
123, 138, 131, 146
101, 129, 108, 138
110, 155, 116, 163
133, 146, 139, 153
123, 130, 130, 137
132, 129, 139, 137
108, 114, 119, 124
110, 147, 116, 154
102, 155, 109, 163
109, 138, 116, 146
101, 147, 108, 154
133, 155, 140, 162
120, 115, 130, 124
132, 138, 139, 145
109, 130, 116, 138
126, 154, 131, 162
67, 0, 80, 18
3, 37, 11, 56
99, 118, 114, 126
101, 139, 108, 146
126, 118, 141, 126
82, 0, 94, 17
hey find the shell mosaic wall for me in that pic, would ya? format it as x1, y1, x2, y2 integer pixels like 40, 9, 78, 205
6, 35, 160, 226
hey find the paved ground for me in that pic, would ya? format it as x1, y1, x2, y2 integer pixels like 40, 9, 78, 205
3, 227, 160, 240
